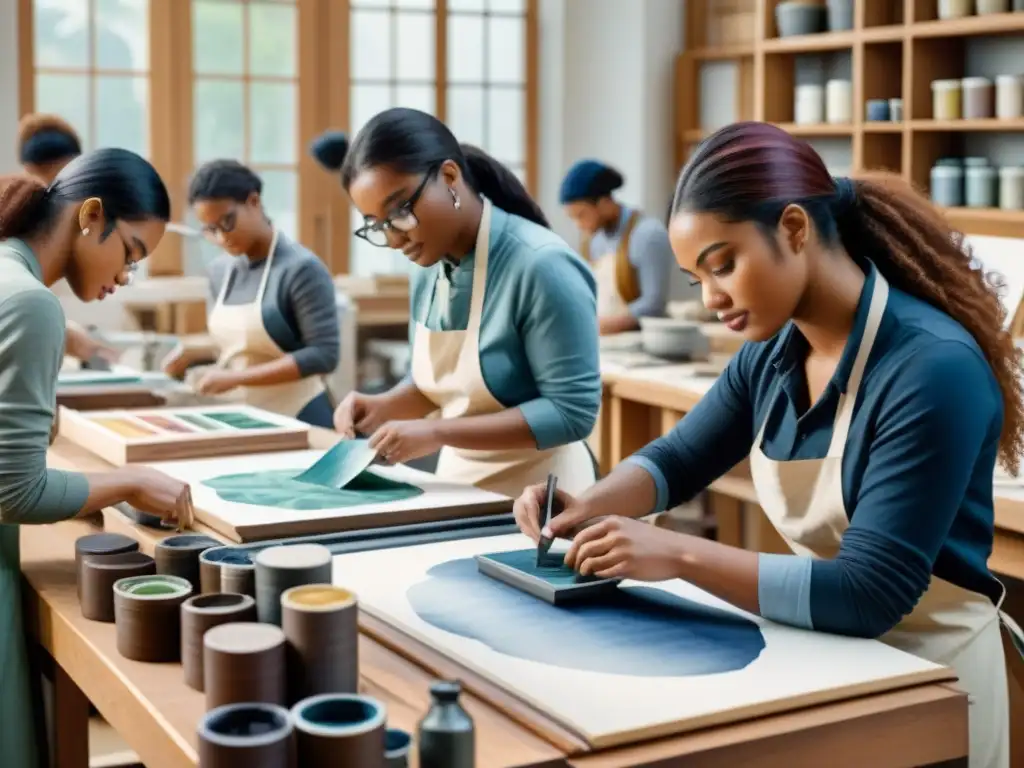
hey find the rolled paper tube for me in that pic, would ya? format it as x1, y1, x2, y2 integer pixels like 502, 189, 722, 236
113, 574, 193, 662
75, 533, 138, 601
203, 621, 287, 710
198, 702, 296, 768
254, 544, 332, 626
81, 551, 156, 623
154, 534, 221, 592
200, 546, 255, 596
281, 584, 359, 704
221, 562, 256, 598
180, 593, 258, 692
291, 694, 387, 768
385, 728, 412, 768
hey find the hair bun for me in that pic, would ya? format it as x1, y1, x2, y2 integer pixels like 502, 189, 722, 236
0, 175, 48, 240
309, 131, 349, 171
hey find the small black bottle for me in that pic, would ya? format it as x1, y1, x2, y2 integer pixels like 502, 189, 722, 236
417, 679, 475, 768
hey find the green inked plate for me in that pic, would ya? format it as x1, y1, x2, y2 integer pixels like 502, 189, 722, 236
292, 439, 379, 489
200, 411, 278, 430
203, 468, 423, 510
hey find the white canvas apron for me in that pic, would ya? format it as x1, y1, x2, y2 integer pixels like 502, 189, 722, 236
749, 271, 1024, 768
594, 248, 629, 319
206, 228, 325, 418
410, 198, 596, 498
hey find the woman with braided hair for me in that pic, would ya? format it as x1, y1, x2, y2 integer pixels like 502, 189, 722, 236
512, 121, 1023, 766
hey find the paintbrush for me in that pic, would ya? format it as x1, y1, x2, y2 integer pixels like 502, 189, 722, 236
536, 473, 558, 568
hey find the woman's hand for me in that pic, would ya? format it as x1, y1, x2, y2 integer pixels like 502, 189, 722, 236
333, 392, 391, 438
120, 466, 195, 529
195, 368, 243, 395
565, 516, 686, 582
512, 482, 591, 542
368, 420, 442, 465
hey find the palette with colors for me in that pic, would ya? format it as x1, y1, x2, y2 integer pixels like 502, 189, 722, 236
57, 404, 311, 465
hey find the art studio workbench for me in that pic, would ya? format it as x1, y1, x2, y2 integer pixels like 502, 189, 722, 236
24, 429, 972, 767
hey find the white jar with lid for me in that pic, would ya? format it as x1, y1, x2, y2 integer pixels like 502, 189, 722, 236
795, 84, 825, 125
996, 75, 1024, 119
826, 79, 852, 124
999, 166, 1024, 210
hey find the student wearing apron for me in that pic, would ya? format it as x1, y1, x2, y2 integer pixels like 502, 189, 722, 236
559, 159, 677, 335
163, 160, 340, 428
513, 122, 1024, 767
0, 150, 193, 768
333, 107, 599, 497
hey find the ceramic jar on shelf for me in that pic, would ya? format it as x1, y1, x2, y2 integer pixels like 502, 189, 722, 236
932, 79, 962, 120
996, 75, 1024, 119
826, 79, 852, 124
795, 84, 825, 124
1000, 167, 1024, 210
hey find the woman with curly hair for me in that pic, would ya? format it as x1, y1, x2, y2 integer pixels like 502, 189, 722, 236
513, 121, 1023, 766
17, 113, 120, 366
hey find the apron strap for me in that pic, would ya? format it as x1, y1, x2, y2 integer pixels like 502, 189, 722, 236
827, 272, 890, 457
465, 198, 492, 337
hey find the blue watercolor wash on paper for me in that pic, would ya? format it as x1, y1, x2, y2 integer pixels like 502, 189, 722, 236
406, 558, 766, 677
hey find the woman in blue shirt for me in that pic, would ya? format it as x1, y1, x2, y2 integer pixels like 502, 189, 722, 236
514, 121, 1023, 766
333, 107, 599, 497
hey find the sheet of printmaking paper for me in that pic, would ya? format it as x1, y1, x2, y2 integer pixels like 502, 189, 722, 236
331, 533, 951, 749
145, 450, 510, 530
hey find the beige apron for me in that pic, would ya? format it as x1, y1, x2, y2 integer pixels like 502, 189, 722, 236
591, 211, 641, 319
206, 228, 325, 418
749, 271, 1024, 768
410, 198, 596, 498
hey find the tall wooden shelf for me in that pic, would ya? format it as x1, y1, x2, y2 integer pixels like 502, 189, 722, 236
676, 0, 1024, 239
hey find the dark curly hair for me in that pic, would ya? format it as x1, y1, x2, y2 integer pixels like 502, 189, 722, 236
673, 121, 1024, 474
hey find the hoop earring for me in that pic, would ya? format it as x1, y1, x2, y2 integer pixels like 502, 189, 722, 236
450, 188, 461, 210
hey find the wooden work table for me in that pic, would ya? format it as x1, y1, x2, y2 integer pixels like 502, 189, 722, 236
20, 428, 972, 767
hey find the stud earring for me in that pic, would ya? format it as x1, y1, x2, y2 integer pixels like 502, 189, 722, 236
82, 228, 90, 236
450, 188, 461, 210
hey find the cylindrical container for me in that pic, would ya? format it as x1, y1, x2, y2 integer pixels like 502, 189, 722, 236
826, 0, 854, 30
866, 99, 890, 121
939, 0, 974, 17
81, 551, 156, 622
795, 84, 825, 125
155, 534, 220, 593
291, 694, 387, 768
75, 533, 138, 600
385, 729, 413, 768
931, 164, 965, 207
281, 585, 358, 704
181, 593, 257, 692
222, 562, 256, 599
889, 97, 904, 122
965, 156, 989, 167
204, 621, 287, 710
198, 702, 295, 768
999, 166, 1024, 209
825, 79, 852, 124
113, 574, 193, 662
254, 544, 332, 626
417, 680, 475, 768
996, 75, 1024, 119
200, 546, 255, 595
932, 79, 963, 120
966, 164, 998, 207
977, 0, 1010, 12
962, 77, 995, 119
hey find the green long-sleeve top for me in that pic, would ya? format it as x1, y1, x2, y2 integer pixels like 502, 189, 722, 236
0, 239, 90, 525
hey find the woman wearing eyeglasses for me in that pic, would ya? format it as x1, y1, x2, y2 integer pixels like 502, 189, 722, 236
333, 107, 600, 497
161, 159, 340, 428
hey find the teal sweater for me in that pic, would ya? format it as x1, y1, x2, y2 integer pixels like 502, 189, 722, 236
407, 205, 601, 450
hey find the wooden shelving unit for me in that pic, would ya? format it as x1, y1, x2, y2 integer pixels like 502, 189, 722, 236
676, 0, 1024, 239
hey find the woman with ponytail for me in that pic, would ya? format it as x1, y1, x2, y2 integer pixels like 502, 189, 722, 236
0, 149, 193, 768
512, 121, 1023, 766
334, 107, 599, 497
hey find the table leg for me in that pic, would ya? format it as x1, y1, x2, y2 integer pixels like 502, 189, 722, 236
53, 664, 89, 768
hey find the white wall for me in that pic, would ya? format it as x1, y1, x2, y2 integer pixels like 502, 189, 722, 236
0, 0, 20, 174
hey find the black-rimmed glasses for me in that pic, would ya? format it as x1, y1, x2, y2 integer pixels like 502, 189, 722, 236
355, 168, 436, 248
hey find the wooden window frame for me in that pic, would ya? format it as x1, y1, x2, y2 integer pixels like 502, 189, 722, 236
18, 0, 539, 277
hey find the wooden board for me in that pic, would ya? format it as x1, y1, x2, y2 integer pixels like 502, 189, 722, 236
57, 404, 310, 466
144, 449, 513, 542
331, 533, 956, 750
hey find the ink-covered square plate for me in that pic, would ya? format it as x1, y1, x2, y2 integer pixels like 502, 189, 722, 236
475, 548, 621, 605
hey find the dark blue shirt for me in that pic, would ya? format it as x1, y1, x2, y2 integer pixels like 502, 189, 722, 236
627, 264, 1003, 638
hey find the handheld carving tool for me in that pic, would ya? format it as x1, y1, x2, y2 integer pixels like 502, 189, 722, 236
536, 473, 559, 568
